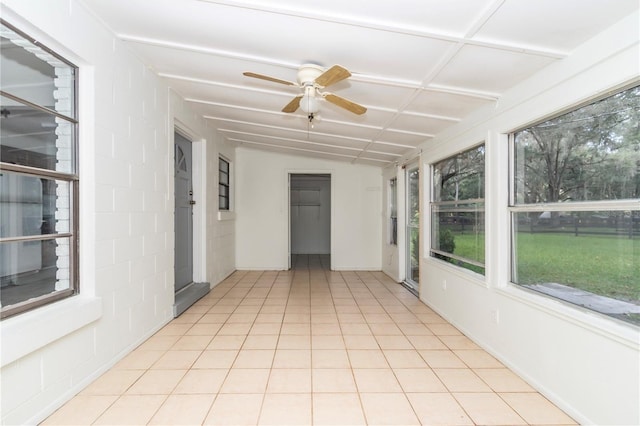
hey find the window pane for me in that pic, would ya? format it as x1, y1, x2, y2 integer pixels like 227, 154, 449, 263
431, 144, 485, 275
433, 145, 485, 201
218, 157, 230, 211
219, 195, 229, 210
512, 210, 639, 324
389, 177, 397, 245
219, 170, 229, 185
389, 178, 397, 218
431, 203, 486, 266
219, 158, 229, 173
408, 225, 419, 281
0, 236, 72, 308
513, 86, 639, 204
407, 167, 419, 282
1, 96, 76, 173
0, 172, 69, 238
1, 23, 76, 118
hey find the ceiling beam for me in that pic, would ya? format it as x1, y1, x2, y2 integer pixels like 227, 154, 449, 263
219, 129, 366, 153
196, 0, 567, 59
230, 138, 392, 164
204, 114, 432, 148
132, 36, 502, 101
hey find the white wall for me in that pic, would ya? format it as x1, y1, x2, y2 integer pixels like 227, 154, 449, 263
235, 147, 381, 270
207, 136, 236, 285
417, 11, 640, 426
0, 2, 235, 424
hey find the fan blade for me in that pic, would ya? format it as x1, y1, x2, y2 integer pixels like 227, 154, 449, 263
243, 72, 296, 86
315, 65, 351, 87
324, 93, 367, 115
282, 95, 302, 113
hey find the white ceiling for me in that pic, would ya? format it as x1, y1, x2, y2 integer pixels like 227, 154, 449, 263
81, 0, 639, 167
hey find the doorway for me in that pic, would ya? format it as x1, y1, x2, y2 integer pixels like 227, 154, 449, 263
174, 132, 193, 292
405, 162, 420, 293
173, 131, 208, 316
289, 174, 331, 270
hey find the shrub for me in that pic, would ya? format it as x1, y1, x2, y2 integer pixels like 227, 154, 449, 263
435, 229, 456, 261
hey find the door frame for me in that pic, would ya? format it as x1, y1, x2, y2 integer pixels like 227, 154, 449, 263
174, 123, 206, 284
286, 170, 334, 270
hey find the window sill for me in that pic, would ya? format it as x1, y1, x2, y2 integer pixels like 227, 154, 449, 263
425, 256, 487, 287
497, 284, 639, 349
0, 296, 102, 367
217, 211, 235, 221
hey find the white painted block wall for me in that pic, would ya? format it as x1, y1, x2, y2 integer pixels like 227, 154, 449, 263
0, 2, 235, 424
235, 148, 382, 270
416, 12, 640, 426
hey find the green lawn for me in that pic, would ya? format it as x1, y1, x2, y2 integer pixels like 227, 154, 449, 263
447, 231, 485, 274
514, 232, 639, 303
452, 232, 485, 264
440, 230, 639, 303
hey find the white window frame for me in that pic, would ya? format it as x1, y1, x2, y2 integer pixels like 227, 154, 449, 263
430, 144, 486, 275
218, 156, 230, 211
0, 20, 79, 319
508, 84, 640, 325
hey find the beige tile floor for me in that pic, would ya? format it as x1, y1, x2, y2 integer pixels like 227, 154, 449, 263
42, 255, 577, 425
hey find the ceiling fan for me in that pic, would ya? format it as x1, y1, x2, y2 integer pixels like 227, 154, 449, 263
243, 64, 367, 122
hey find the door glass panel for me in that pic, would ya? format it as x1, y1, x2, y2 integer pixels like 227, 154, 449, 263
406, 164, 420, 289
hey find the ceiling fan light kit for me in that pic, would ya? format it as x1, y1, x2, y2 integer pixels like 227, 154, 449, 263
300, 86, 319, 114
243, 63, 367, 122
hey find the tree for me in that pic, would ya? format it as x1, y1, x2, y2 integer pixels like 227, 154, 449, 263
515, 86, 640, 205
434, 145, 485, 202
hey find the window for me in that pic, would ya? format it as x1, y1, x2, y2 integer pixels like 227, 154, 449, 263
0, 21, 79, 318
510, 85, 639, 325
389, 177, 397, 245
218, 157, 230, 210
431, 145, 485, 274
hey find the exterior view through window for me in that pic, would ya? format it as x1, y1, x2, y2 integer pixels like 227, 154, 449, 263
219, 157, 230, 210
406, 164, 420, 289
511, 85, 639, 325
0, 21, 79, 318
389, 177, 397, 245
431, 145, 485, 274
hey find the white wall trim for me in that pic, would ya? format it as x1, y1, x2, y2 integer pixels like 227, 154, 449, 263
332, 266, 383, 271
235, 266, 288, 271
